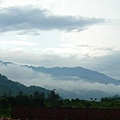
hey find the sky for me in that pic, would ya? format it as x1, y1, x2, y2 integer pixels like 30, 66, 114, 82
0, 0, 120, 80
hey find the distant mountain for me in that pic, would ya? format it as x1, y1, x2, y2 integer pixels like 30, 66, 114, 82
56, 89, 110, 100
1, 59, 119, 85
1, 59, 120, 100
76, 89, 110, 100
26, 66, 120, 85
0, 74, 50, 96
0, 60, 14, 65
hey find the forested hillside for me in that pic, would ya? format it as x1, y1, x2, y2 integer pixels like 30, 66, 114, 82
0, 74, 49, 96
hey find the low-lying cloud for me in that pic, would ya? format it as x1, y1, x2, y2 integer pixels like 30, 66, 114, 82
0, 6, 105, 33
0, 63, 120, 96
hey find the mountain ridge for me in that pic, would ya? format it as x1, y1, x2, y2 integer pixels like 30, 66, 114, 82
26, 65, 120, 85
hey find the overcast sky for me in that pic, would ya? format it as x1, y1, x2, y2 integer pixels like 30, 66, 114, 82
0, 0, 120, 79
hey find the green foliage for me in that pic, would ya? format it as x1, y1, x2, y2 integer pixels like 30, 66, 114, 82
33, 91, 45, 107
47, 89, 61, 107
0, 92, 120, 117
100, 95, 120, 109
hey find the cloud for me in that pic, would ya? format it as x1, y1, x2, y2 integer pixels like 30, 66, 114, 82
0, 6, 105, 33
32, 76, 120, 94
18, 30, 40, 35
0, 63, 53, 87
0, 64, 39, 82
0, 63, 120, 95
0, 47, 120, 80
84, 51, 120, 80
0, 40, 39, 46
0, 49, 82, 67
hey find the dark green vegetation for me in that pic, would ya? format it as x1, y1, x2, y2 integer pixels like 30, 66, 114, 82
0, 74, 49, 96
1, 90, 120, 117
0, 74, 120, 117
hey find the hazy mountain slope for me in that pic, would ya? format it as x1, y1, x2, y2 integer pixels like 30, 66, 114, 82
1, 60, 119, 85
76, 89, 110, 100
55, 89, 110, 100
0, 60, 14, 65
0, 60, 120, 100
27, 66, 120, 85
0, 74, 49, 96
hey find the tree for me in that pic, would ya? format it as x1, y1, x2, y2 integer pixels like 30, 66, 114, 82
33, 90, 45, 107
47, 89, 61, 107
